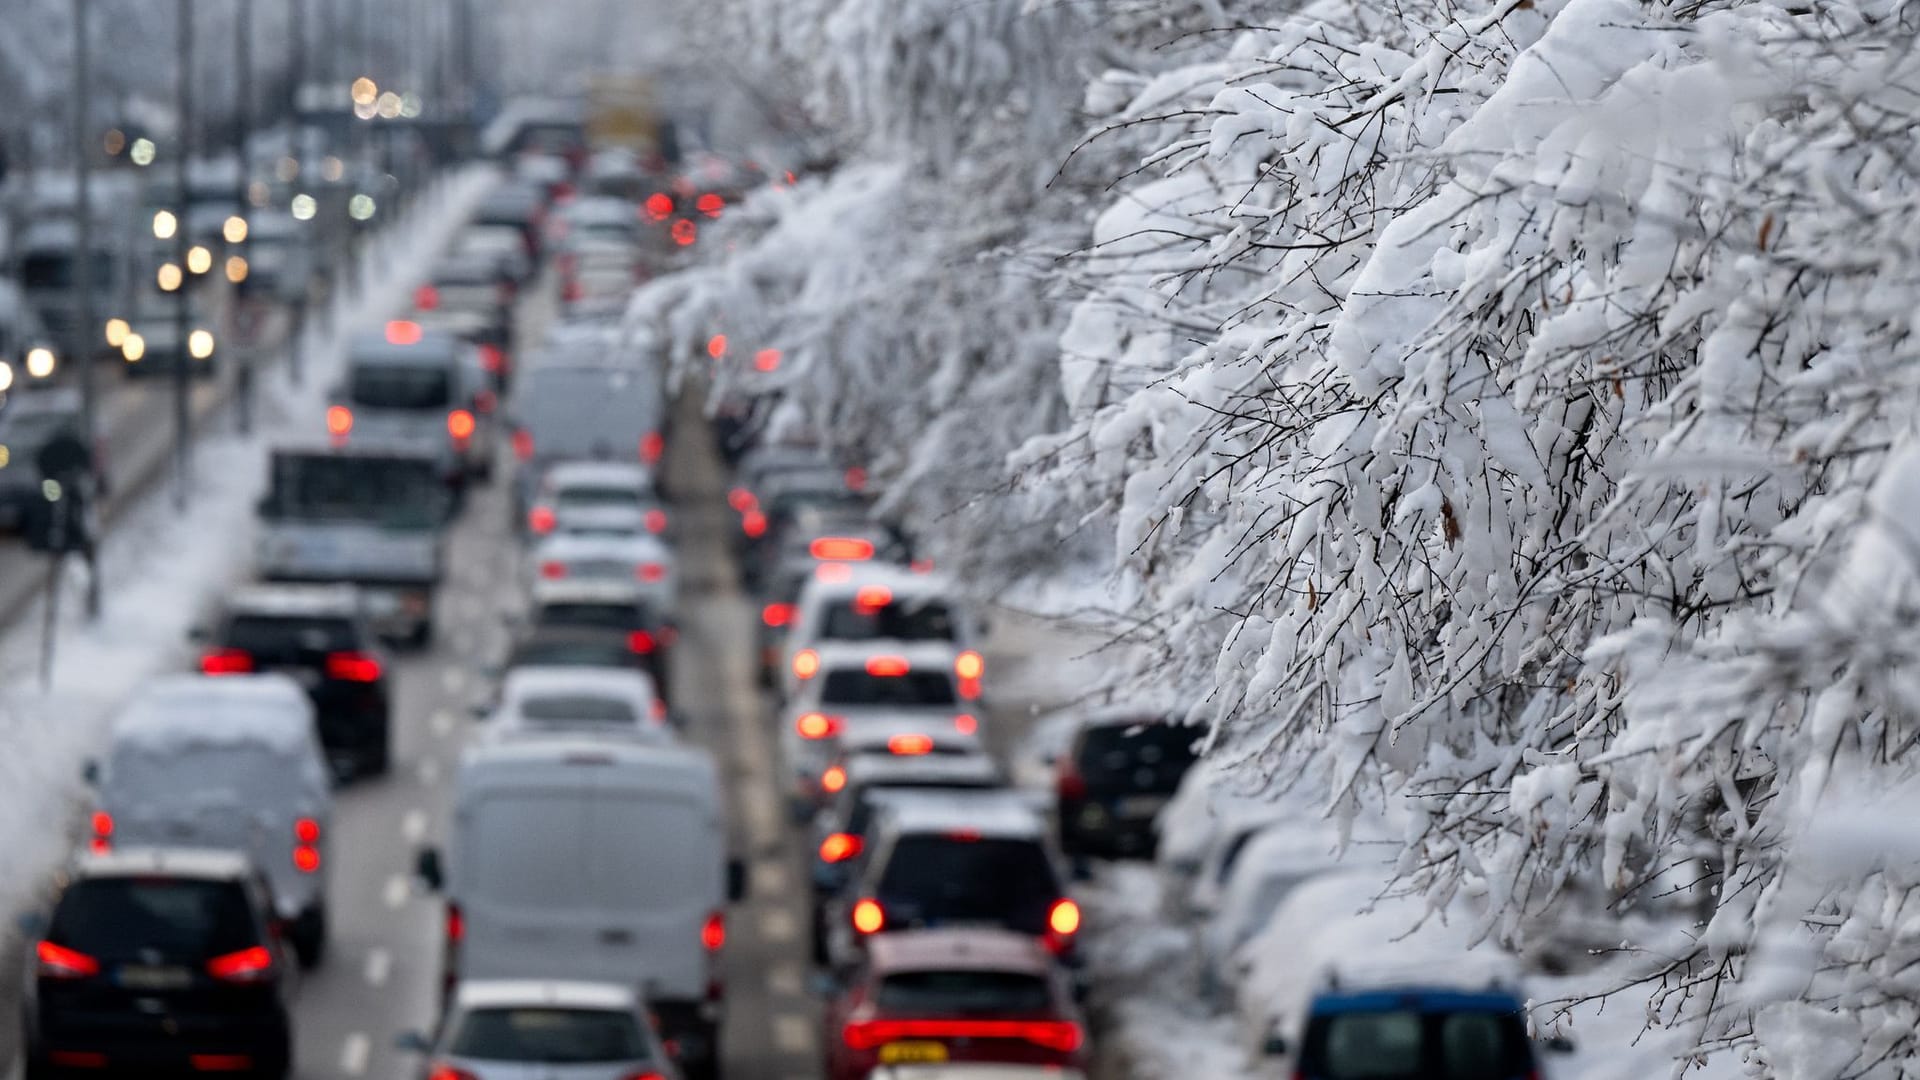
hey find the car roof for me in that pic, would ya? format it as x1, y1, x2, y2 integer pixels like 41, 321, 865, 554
1308, 985, 1526, 1015
814, 640, 960, 670
73, 846, 256, 882
453, 979, 641, 1011
532, 577, 646, 605
224, 583, 363, 619
874, 789, 1046, 840
845, 752, 1002, 787
112, 675, 316, 754
544, 461, 652, 488
502, 666, 655, 703
867, 929, 1055, 976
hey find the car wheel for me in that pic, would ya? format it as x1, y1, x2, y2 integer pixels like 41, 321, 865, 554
292, 904, 328, 969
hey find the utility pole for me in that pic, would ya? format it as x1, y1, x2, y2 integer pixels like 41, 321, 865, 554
173, 0, 193, 511
72, 0, 100, 618
233, 0, 254, 434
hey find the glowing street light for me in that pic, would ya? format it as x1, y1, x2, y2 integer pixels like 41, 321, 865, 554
187, 330, 215, 360
104, 319, 129, 348
290, 194, 317, 221
225, 256, 249, 284
186, 246, 213, 275
157, 263, 183, 292
152, 209, 178, 240
348, 194, 376, 221
121, 333, 146, 362
129, 138, 156, 166
222, 215, 248, 244
350, 77, 378, 106
25, 348, 56, 379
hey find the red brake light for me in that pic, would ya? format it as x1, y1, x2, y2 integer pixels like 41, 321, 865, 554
324, 651, 382, 682
384, 320, 423, 346
36, 940, 100, 979
644, 193, 673, 221
954, 713, 979, 735
643, 509, 668, 534
1048, 897, 1082, 936
887, 733, 935, 756
628, 630, 658, 654
428, 1065, 480, 1080
811, 537, 875, 561
49, 1052, 108, 1068
762, 603, 794, 628
528, 506, 557, 534
821, 765, 847, 793
818, 833, 863, 863
842, 1019, 1082, 1053
294, 817, 321, 844
853, 585, 893, 613
512, 429, 535, 461
795, 712, 841, 740
753, 348, 781, 372
200, 648, 254, 675
701, 910, 725, 951
696, 192, 724, 218
741, 510, 767, 538
91, 811, 114, 839
706, 335, 727, 360
325, 405, 353, 437
955, 650, 984, 680
539, 560, 567, 580
637, 562, 666, 583
446, 903, 464, 943
728, 487, 756, 512
641, 431, 666, 465
206, 945, 274, 983
844, 466, 868, 491
447, 409, 477, 441
1055, 755, 1087, 801
618, 1073, 667, 1080
851, 898, 885, 934
293, 845, 321, 873
413, 284, 440, 310
190, 1057, 255, 1073
671, 219, 697, 246
865, 655, 910, 677
910, 558, 936, 573
478, 344, 506, 374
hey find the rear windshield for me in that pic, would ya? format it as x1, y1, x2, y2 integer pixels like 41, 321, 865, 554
877, 836, 1059, 928
1076, 723, 1199, 784
224, 615, 359, 660
513, 369, 658, 459
876, 970, 1053, 1014
510, 639, 633, 668
536, 602, 642, 631
0, 412, 76, 450
820, 600, 956, 643
265, 454, 444, 525
558, 486, 642, 508
450, 1007, 647, 1064
50, 878, 258, 959
518, 695, 638, 725
822, 669, 956, 707
349, 363, 452, 409
1302, 1009, 1533, 1080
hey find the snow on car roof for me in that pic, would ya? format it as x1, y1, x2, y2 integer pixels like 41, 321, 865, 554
867, 928, 1056, 975
111, 675, 316, 755
874, 789, 1046, 840
814, 640, 961, 670
75, 846, 257, 881
454, 979, 640, 1011
225, 583, 363, 618
501, 666, 657, 706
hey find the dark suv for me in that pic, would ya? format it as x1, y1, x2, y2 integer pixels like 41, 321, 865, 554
1277, 984, 1557, 1080
1053, 711, 1199, 859
24, 848, 294, 1080
196, 585, 392, 777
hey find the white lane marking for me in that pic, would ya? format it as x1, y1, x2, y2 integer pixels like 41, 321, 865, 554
430, 708, 455, 737
441, 666, 468, 694
772, 1014, 816, 1056
364, 948, 392, 987
340, 1032, 370, 1076
753, 860, 788, 897
768, 965, 803, 996
743, 783, 779, 848
759, 908, 797, 944
402, 808, 429, 843
383, 874, 410, 910
418, 757, 441, 786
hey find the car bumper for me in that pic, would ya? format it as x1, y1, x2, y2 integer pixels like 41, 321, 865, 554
360, 585, 434, 641
33, 1009, 290, 1074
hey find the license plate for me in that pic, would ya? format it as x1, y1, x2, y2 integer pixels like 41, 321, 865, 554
117, 965, 191, 990
879, 1041, 949, 1064
1118, 794, 1169, 817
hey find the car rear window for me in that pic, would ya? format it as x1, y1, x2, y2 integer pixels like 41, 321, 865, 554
225, 615, 359, 660
820, 600, 956, 643
348, 363, 452, 409
265, 453, 444, 525
0, 412, 76, 450
558, 485, 641, 508
876, 970, 1054, 1014
1302, 1009, 1533, 1080
50, 878, 258, 960
1076, 722, 1199, 785
821, 670, 956, 707
510, 640, 634, 669
450, 1007, 648, 1064
877, 836, 1059, 928
536, 603, 641, 631
518, 694, 639, 726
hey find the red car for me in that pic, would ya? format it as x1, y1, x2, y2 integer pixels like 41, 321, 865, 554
822, 929, 1086, 1080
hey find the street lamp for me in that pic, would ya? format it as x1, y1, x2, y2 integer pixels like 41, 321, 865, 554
186, 245, 213, 275
157, 263, 184, 292
152, 209, 178, 240
221, 215, 247, 244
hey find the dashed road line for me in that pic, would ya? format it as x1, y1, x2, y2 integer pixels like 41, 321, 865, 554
430, 708, 455, 737
363, 947, 392, 987
339, 1032, 370, 1076
401, 808, 429, 843
752, 859, 789, 897
768, 964, 803, 997
772, 1013, 816, 1057
440, 666, 467, 694
417, 757, 441, 786
383, 874, 410, 910
759, 908, 797, 944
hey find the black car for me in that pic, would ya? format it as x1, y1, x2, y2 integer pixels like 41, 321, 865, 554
0, 389, 93, 531
1053, 710, 1200, 859
24, 848, 294, 1080
196, 585, 392, 777
526, 582, 675, 696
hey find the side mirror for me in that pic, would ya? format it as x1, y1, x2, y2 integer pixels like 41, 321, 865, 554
415, 846, 444, 892
1262, 1029, 1290, 1057
1544, 1035, 1577, 1054
80, 759, 100, 785
393, 1031, 433, 1054
727, 857, 748, 903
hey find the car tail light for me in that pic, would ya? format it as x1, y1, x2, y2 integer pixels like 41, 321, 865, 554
562, 277, 584, 303
326, 404, 353, 437
637, 563, 666, 583
189, 1057, 254, 1073
512, 429, 535, 461
741, 510, 767, 538
853, 586, 892, 613
628, 630, 659, 654
644, 193, 673, 221
385, 319, 423, 346
640, 431, 665, 465
1048, 897, 1082, 936
850, 898, 885, 934
1055, 756, 1087, 801
954, 713, 979, 735
200, 648, 254, 675
955, 651, 984, 680
294, 817, 321, 844
811, 537, 874, 561
206, 945, 275, 983
48, 1052, 107, 1068
762, 603, 794, 628
644, 509, 669, 534
819, 833, 863, 863
671, 219, 697, 246
539, 560, 567, 580
865, 655, 910, 677
528, 506, 556, 534
474, 389, 498, 415
844, 466, 868, 491
446, 903, 464, 943
325, 651, 382, 682
701, 910, 725, 951
843, 1019, 1083, 1053
617, 1073, 666, 1080
793, 649, 820, 680
293, 843, 322, 872
413, 284, 440, 310
427, 1064, 480, 1080
36, 940, 101, 978
727, 487, 756, 512
479, 344, 506, 374
887, 734, 934, 756
89, 811, 113, 853
821, 765, 847, 793
696, 192, 724, 218
795, 712, 841, 740
753, 348, 781, 372
447, 409, 476, 441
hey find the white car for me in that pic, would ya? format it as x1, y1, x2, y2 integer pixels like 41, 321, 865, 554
484, 666, 668, 741
777, 564, 984, 703
778, 641, 977, 811
1198, 821, 1382, 1005
526, 530, 677, 608
401, 979, 680, 1080
525, 460, 667, 539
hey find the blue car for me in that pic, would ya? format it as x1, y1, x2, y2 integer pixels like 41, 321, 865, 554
1274, 983, 1564, 1080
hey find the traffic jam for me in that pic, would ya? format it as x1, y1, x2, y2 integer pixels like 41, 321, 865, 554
0, 102, 1208, 1080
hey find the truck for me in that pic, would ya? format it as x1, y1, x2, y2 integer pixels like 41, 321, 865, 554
253, 443, 451, 647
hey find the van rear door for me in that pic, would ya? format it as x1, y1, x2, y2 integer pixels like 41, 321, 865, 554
585, 780, 723, 1001
456, 775, 597, 982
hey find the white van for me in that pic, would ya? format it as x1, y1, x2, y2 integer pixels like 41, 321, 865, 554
85, 674, 333, 967
419, 737, 744, 1079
